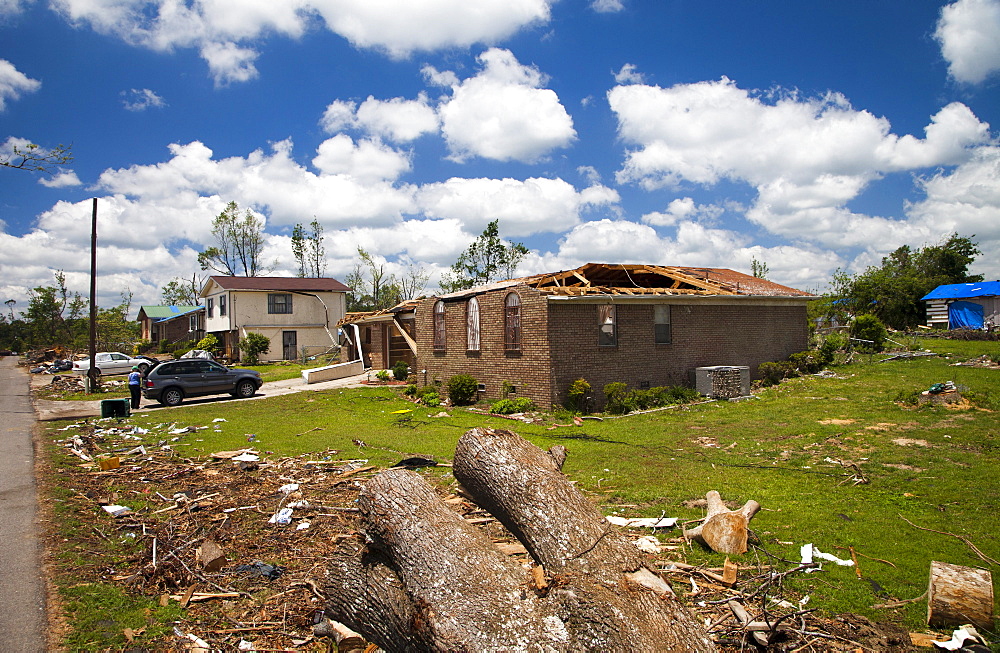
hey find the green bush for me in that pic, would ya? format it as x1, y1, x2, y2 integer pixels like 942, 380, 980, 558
601, 382, 697, 415
238, 332, 270, 365
196, 333, 220, 354
446, 374, 479, 405
789, 350, 823, 374
412, 384, 442, 407
817, 333, 846, 366
392, 361, 410, 381
375, 369, 390, 382
490, 397, 536, 414
403, 384, 417, 396
133, 339, 151, 355
850, 314, 888, 353
565, 378, 591, 413
157, 339, 171, 354
169, 339, 196, 358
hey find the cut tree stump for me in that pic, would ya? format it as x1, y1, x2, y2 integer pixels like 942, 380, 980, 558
683, 491, 761, 554
324, 427, 716, 652
927, 560, 994, 631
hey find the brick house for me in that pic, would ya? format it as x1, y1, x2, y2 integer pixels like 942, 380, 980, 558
200, 276, 349, 361
137, 305, 205, 345
339, 263, 816, 409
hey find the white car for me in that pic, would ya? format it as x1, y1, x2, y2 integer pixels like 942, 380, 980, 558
72, 352, 151, 377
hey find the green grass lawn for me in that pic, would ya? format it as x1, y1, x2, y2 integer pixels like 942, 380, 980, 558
40, 337, 1000, 645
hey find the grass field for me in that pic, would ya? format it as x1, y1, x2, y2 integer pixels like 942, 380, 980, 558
39, 336, 1000, 647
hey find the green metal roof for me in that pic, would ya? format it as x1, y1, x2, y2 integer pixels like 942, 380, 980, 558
139, 305, 202, 319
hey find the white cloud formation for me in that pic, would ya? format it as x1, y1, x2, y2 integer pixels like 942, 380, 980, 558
200, 41, 259, 85
437, 48, 576, 162
47, 0, 554, 83
591, 0, 624, 13
609, 78, 992, 248
38, 170, 82, 187
322, 95, 440, 143
614, 63, 644, 85
122, 88, 166, 111
935, 0, 1000, 84
311, 134, 412, 183
416, 176, 618, 237
641, 197, 723, 227
0, 58, 40, 110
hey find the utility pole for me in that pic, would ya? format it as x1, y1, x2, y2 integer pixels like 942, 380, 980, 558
87, 198, 99, 392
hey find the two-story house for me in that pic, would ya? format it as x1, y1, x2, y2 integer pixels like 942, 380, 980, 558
199, 276, 349, 362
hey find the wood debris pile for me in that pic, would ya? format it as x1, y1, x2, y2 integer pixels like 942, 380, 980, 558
49, 419, 914, 651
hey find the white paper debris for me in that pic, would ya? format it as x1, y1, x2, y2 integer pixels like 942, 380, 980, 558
606, 515, 678, 528
932, 626, 985, 650
633, 535, 663, 553
800, 543, 854, 571
212, 418, 227, 422
232, 452, 260, 462
296, 521, 311, 531
102, 504, 132, 517
278, 483, 299, 494
269, 507, 293, 525
286, 500, 310, 509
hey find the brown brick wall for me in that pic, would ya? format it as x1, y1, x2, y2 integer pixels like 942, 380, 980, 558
548, 301, 809, 409
412, 287, 554, 408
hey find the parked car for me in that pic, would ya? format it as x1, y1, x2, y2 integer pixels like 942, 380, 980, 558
143, 359, 263, 406
73, 352, 153, 376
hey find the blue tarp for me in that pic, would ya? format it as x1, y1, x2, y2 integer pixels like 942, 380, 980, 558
949, 301, 985, 329
921, 281, 1000, 301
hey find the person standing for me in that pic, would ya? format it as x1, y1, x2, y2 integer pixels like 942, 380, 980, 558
128, 365, 142, 410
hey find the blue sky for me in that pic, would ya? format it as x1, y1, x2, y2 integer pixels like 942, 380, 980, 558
2, 0, 999, 311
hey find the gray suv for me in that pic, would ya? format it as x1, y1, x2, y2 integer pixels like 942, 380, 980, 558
143, 359, 263, 406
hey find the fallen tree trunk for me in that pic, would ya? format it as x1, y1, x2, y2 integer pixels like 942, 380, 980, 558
324, 427, 716, 651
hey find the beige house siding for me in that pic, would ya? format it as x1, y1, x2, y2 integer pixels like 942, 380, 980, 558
201, 279, 346, 361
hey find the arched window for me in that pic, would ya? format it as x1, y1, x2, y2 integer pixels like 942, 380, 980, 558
466, 297, 480, 351
504, 293, 521, 351
433, 301, 446, 351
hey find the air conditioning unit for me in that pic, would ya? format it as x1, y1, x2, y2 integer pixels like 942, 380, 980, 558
695, 366, 750, 399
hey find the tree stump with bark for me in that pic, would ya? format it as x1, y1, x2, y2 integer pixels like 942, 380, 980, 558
324, 427, 716, 651
683, 490, 761, 555
927, 561, 994, 631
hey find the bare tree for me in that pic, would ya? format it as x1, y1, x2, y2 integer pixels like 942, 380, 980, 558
161, 273, 204, 305
197, 201, 273, 276
291, 219, 326, 277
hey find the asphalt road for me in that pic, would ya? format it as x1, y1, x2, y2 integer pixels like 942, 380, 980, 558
0, 357, 46, 652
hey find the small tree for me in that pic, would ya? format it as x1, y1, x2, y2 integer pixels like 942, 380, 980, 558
439, 220, 528, 292
198, 201, 274, 277
196, 334, 220, 355
850, 314, 888, 353
238, 332, 270, 364
291, 219, 327, 278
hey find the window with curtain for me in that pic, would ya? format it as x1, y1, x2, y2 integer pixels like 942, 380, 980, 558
504, 293, 521, 351
654, 305, 671, 344
433, 301, 446, 350
466, 297, 480, 351
598, 304, 617, 346
219, 295, 227, 316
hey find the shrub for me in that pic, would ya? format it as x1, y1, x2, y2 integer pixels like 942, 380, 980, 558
133, 339, 151, 355
196, 334, 220, 355
446, 374, 479, 405
392, 361, 410, 382
850, 314, 888, 353
157, 339, 171, 354
403, 384, 417, 396
238, 332, 270, 365
490, 397, 536, 414
375, 369, 390, 382
759, 361, 794, 387
565, 378, 591, 413
602, 382, 700, 414
817, 333, 845, 366
789, 350, 823, 374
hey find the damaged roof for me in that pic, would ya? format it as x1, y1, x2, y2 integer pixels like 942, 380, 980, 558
440, 263, 815, 299
339, 264, 813, 326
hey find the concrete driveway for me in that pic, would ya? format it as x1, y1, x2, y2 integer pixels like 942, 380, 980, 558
0, 357, 46, 652
32, 370, 370, 421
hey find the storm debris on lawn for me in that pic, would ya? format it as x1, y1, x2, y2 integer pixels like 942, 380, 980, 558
50, 417, 914, 651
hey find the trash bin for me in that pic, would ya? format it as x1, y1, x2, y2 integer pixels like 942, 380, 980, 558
100, 398, 131, 418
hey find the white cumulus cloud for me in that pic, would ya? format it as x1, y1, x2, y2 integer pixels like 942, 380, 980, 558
609, 77, 991, 248
0, 59, 40, 110
437, 48, 576, 162
935, 0, 1000, 85
591, 0, 624, 13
